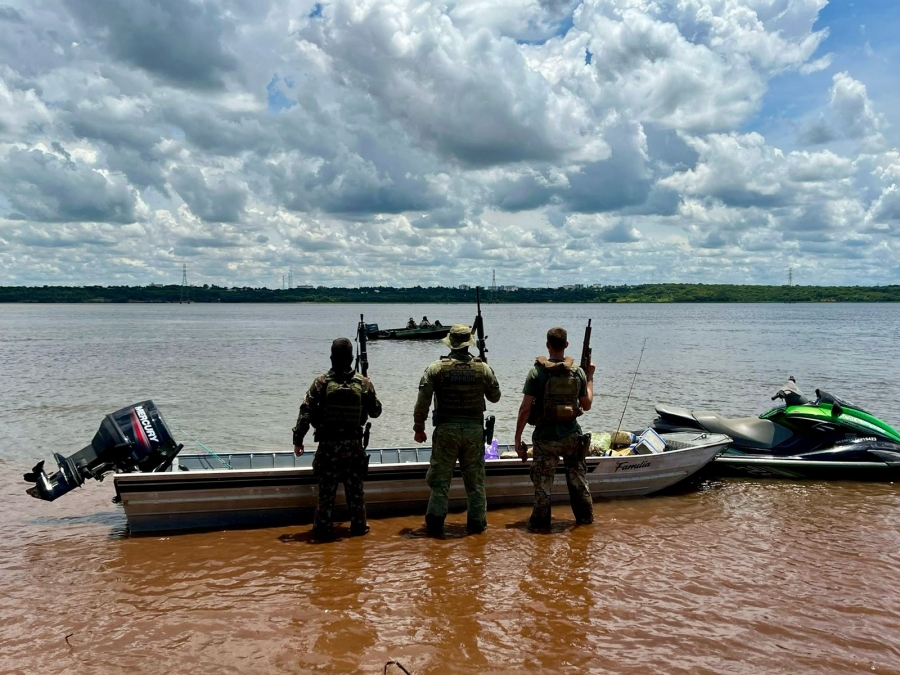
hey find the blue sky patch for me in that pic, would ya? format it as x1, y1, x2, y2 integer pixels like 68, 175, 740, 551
266, 74, 296, 113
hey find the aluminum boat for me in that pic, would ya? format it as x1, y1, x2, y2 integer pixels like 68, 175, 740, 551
113, 432, 730, 533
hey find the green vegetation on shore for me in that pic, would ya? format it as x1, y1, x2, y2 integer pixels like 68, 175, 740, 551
1, 283, 899, 303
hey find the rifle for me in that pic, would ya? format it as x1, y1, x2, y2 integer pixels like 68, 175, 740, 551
472, 286, 488, 362
355, 314, 372, 448
355, 313, 369, 377
484, 414, 496, 447
580, 319, 592, 372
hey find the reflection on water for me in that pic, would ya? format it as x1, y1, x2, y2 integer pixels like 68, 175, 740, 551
2, 303, 900, 673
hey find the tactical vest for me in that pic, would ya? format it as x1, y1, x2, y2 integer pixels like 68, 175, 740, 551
433, 356, 486, 423
318, 374, 367, 439
528, 357, 581, 425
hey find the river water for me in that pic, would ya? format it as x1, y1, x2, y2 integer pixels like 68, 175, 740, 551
1, 302, 898, 674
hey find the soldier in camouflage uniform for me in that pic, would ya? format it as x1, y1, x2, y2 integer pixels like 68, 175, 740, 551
414, 324, 501, 536
293, 338, 382, 539
514, 327, 595, 529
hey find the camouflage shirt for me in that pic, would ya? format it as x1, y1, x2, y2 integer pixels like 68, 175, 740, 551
293, 369, 382, 445
413, 350, 501, 432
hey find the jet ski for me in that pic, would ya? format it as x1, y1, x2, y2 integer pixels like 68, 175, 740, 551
652, 378, 900, 480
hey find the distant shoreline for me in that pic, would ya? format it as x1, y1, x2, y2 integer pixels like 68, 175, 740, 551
1, 284, 899, 303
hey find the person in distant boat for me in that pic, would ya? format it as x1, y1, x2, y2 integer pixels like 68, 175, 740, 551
513, 326, 595, 530
419, 316, 431, 328
407, 317, 417, 329
292, 338, 382, 540
413, 324, 501, 536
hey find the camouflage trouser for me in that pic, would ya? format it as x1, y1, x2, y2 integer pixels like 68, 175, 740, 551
426, 422, 486, 529
531, 435, 593, 523
312, 439, 369, 534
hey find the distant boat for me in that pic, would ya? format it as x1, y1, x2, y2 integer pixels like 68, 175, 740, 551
364, 322, 451, 341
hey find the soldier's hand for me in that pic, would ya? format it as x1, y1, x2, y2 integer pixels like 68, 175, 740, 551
586, 361, 596, 380
293, 444, 304, 457
516, 440, 529, 462
414, 430, 427, 443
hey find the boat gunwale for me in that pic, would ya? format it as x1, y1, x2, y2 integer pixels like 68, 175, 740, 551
113, 434, 731, 484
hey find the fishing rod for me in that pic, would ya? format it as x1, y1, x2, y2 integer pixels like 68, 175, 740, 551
172, 424, 233, 469
613, 338, 647, 442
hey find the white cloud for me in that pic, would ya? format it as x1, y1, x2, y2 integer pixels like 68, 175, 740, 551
0, 0, 897, 286
659, 133, 856, 209
830, 71, 885, 143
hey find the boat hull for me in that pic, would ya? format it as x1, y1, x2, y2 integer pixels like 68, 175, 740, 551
366, 326, 451, 340
114, 433, 729, 533
706, 455, 900, 481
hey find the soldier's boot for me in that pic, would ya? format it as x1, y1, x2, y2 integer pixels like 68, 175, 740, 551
424, 514, 445, 537
528, 507, 551, 530
573, 504, 594, 525
466, 517, 487, 535
311, 524, 334, 540
350, 523, 370, 536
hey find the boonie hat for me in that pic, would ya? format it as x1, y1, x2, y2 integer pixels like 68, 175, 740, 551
442, 323, 476, 349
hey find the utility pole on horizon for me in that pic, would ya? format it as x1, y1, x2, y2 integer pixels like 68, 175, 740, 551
179, 264, 191, 304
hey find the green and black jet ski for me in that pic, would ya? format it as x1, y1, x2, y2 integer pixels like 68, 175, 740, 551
652, 378, 900, 480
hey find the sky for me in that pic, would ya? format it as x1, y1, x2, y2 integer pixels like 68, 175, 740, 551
1, 0, 899, 289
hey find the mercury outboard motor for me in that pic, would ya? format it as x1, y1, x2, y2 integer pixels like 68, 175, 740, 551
24, 400, 182, 502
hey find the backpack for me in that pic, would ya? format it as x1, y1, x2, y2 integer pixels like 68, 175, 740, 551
528, 357, 581, 425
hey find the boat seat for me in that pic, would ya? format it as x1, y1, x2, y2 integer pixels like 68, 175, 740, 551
692, 412, 791, 450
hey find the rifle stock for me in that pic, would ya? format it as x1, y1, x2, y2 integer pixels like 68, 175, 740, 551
473, 286, 488, 361
355, 313, 369, 377
580, 319, 592, 372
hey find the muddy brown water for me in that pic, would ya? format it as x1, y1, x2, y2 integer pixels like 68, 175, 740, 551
1, 303, 899, 674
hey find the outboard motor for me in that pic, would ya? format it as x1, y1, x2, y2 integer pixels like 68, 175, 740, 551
23, 400, 182, 502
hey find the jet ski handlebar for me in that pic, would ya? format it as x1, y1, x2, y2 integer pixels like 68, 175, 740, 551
772, 378, 809, 406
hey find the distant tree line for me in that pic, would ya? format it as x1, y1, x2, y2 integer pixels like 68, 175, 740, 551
1, 283, 899, 304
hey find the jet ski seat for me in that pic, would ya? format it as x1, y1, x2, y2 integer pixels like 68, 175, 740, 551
692, 412, 792, 450
654, 405, 697, 426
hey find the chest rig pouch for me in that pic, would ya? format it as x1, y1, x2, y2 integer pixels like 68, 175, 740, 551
433, 357, 485, 424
